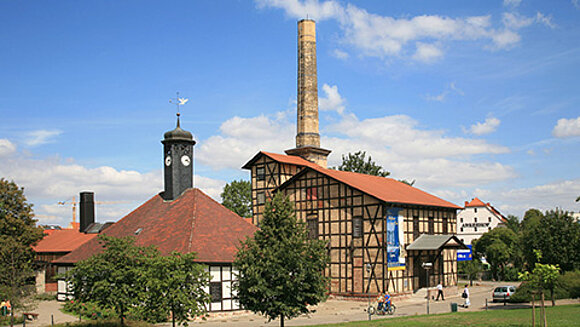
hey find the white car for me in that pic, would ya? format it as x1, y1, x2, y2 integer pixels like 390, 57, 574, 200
492, 285, 516, 302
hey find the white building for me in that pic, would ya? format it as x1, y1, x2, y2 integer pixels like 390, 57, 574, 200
457, 198, 506, 245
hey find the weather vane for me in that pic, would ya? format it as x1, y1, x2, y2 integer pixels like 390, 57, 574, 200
169, 92, 189, 117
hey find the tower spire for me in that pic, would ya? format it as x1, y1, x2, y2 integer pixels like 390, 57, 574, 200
285, 19, 331, 167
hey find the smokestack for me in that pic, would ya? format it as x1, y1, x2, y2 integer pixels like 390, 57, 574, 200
79, 191, 95, 233
285, 19, 331, 167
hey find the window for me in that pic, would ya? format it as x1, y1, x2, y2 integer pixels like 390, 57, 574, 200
307, 217, 318, 239
413, 215, 419, 239
257, 192, 265, 205
474, 227, 478, 232
210, 282, 222, 302
488, 227, 491, 231
353, 217, 363, 238
488, 217, 492, 222
256, 167, 265, 181
474, 208, 478, 213
428, 217, 434, 234
442, 217, 448, 234
474, 217, 478, 223
460, 218, 463, 223
460, 227, 464, 232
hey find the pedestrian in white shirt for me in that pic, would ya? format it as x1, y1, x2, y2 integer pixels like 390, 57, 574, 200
462, 284, 470, 307
436, 282, 445, 301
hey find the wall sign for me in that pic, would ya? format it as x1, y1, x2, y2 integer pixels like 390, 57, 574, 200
386, 208, 405, 270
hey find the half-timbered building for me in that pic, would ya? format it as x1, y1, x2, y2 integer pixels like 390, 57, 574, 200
54, 117, 258, 312
243, 19, 467, 297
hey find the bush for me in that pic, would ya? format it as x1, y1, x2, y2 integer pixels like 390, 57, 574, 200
558, 270, 580, 299
503, 266, 520, 281
53, 319, 154, 327
62, 300, 116, 320
510, 271, 580, 303
0, 315, 24, 325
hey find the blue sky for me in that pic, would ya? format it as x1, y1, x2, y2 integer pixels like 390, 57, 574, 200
1, 0, 579, 226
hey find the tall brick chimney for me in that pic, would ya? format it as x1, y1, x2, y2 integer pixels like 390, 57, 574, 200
285, 19, 331, 167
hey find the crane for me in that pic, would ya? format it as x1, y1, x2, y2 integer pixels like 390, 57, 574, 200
57, 196, 128, 228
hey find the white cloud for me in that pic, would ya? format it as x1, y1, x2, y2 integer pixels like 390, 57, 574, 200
319, 84, 346, 114
256, 0, 550, 62
552, 116, 580, 138
502, 12, 534, 29
503, 0, 522, 7
425, 82, 464, 102
332, 49, 349, 60
412, 42, 443, 63
197, 114, 295, 170
24, 129, 62, 146
468, 117, 501, 135
535, 12, 556, 29
0, 148, 226, 226
477, 178, 580, 217
0, 139, 16, 157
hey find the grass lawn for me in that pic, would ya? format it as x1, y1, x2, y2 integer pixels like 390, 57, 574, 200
307, 304, 580, 327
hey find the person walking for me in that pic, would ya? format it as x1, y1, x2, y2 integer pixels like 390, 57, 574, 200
0, 299, 6, 317
436, 282, 445, 301
462, 284, 470, 307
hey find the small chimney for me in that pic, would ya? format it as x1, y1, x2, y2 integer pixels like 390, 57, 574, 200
79, 191, 95, 233
464, 201, 469, 206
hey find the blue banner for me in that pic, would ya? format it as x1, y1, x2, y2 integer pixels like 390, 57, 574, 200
457, 245, 472, 261
386, 208, 405, 270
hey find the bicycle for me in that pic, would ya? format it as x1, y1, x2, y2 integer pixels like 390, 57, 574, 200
367, 301, 396, 315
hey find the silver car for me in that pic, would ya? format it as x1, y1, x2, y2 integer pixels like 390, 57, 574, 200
492, 285, 516, 302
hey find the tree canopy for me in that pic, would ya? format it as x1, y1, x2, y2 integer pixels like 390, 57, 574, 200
67, 235, 209, 326
234, 192, 329, 327
334, 151, 390, 177
473, 227, 519, 280
0, 178, 44, 316
221, 179, 252, 218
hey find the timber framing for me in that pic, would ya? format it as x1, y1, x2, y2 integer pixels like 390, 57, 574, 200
243, 152, 464, 296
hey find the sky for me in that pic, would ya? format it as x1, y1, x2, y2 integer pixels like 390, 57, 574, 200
1, 0, 579, 227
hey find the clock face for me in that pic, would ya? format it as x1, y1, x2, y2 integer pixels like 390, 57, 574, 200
181, 155, 191, 166
165, 156, 172, 166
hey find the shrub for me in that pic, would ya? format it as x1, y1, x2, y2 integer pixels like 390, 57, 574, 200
63, 300, 116, 320
503, 266, 520, 281
510, 271, 580, 303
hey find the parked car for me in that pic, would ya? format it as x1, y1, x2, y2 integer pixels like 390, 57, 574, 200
492, 285, 517, 302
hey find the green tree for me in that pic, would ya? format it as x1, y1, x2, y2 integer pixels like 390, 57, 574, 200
143, 252, 210, 327
519, 250, 560, 307
234, 192, 329, 327
67, 236, 156, 325
504, 214, 521, 234
334, 151, 390, 177
458, 259, 483, 286
0, 179, 44, 326
473, 228, 519, 280
522, 209, 580, 272
221, 179, 252, 218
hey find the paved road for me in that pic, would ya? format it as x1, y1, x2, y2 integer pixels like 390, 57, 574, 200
184, 281, 579, 327
17, 282, 580, 327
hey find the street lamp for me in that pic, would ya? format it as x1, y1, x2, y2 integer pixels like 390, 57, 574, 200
366, 263, 372, 321
422, 262, 432, 314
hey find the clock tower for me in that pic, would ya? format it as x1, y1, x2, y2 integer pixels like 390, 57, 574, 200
162, 113, 196, 201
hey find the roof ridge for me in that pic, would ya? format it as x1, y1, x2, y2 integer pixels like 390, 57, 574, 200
188, 189, 197, 253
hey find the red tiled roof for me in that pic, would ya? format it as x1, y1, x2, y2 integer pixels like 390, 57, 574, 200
248, 151, 460, 209
33, 229, 97, 253
464, 197, 486, 207
54, 188, 257, 264
464, 197, 507, 223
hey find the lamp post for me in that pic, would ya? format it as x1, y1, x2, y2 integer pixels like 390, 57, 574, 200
366, 263, 372, 321
422, 262, 432, 315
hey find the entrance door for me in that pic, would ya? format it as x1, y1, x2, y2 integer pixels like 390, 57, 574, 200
413, 255, 428, 289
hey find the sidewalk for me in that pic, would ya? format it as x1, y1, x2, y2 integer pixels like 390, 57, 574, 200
183, 281, 579, 327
